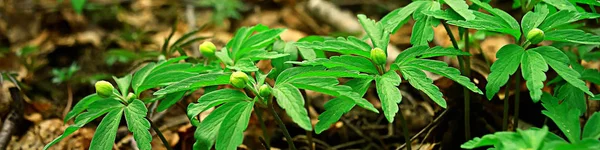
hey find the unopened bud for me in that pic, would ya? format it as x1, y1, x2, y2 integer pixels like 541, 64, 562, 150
527, 28, 545, 44
230, 71, 249, 89
258, 84, 272, 97
95, 81, 114, 98
199, 41, 217, 58
370, 48, 387, 65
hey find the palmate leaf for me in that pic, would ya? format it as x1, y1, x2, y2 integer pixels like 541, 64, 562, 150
380, 1, 428, 33
215, 100, 254, 150
89, 108, 123, 150
295, 36, 371, 58
271, 41, 299, 78
156, 91, 186, 112
521, 5, 549, 35
485, 44, 525, 100
583, 112, 600, 139
545, 29, 600, 45
154, 73, 231, 95
44, 98, 124, 150
450, 0, 521, 39
521, 50, 548, 102
400, 67, 447, 108
272, 83, 312, 130
132, 56, 193, 95
357, 14, 390, 50
543, 0, 577, 11
63, 94, 103, 123
315, 78, 372, 134
288, 55, 379, 75
194, 102, 237, 150
227, 58, 259, 72
556, 84, 586, 114
227, 25, 269, 57
423, 9, 464, 21
445, 0, 476, 20
113, 74, 132, 97
375, 71, 402, 122
187, 89, 250, 126
124, 99, 152, 150
410, 1, 440, 46
461, 126, 549, 149
405, 59, 482, 94
538, 10, 580, 31
234, 28, 285, 59
541, 93, 581, 143
288, 77, 378, 113
532, 46, 593, 96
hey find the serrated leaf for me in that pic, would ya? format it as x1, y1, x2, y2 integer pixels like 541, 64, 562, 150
157, 91, 186, 112
275, 66, 326, 84
227, 58, 259, 72
445, 0, 476, 20
288, 77, 378, 113
521, 51, 548, 102
315, 78, 372, 134
400, 67, 446, 108
583, 112, 600, 139
461, 127, 549, 149
273, 83, 312, 131
241, 50, 289, 61
485, 44, 525, 100
448, 11, 521, 40
553, 139, 600, 150
393, 45, 429, 65
521, 6, 549, 35
543, 0, 577, 10
271, 41, 299, 78
124, 100, 152, 150
538, 10, 581, 31
533, 46, 593, 96
132, 56, 191, 94
89, 108, 124, 150
216, 48, 234, 66
44, 98, 124, 150
234, 28, 286, 59
541, 93, 581, 143
290, 55, 379, 74
64, 94, 102, 123
375, 71, 402, 122
215, 101, 254, 150
407, 59, 483, 94
545, 29, 600, 45
194, 102, 238, 150
357, 14, 390, 50
295, 36, 371, 58
411, 16, 435, 46
188, 89, 250, 126
380, 1, 427, 33
556, 84, 586, 114
423, 9, 464, 21
581, 69, 600, 84
154, 73, 231, 95
227, 25, 269, 56
471, 0, 520, 30
113, 74, 132, 96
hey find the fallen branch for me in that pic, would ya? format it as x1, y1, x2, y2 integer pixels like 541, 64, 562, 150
0, 87, 24, 149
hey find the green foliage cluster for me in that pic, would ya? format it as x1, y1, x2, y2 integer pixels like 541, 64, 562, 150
45, 0, 600, 149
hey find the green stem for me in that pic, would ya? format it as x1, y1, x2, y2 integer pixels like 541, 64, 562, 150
398, 108, 412, 150
254, 106, 271, 149
147, 117, 173, 150
268, 99, 297, 150
442, 21, 471, 140
301, 90, 315, 150
502, 82, 511, 131
513, 70, 522, 131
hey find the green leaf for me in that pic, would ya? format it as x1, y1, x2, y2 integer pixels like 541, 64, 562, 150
154, 73, 231, 95
271, 41, 299, 78
406, 59, 482, 94
273, 83, 312, 131
289, 55, 379, 75
545, 29, 600, 45
521, 51, 549, 102
89, 108, 124, 150
583, 112, 600, 139
275, 66, 326, 84
423, 9, 464, 21
553, 139, 600, 150
71, 0, 86, 14
44, 98, 124, 150
157, 91, 186, 112
276, 67, 372, 84
131, 56, 192, 95
215, 101, 254, 150
533, 46, 593, 96
462, 126, 549, 149
64, 94, 102, 123
394, 45, 429, 65
538, 10, 580, 31
485, 44, 525, 100
543, 0, 577, 10
227, 58, 259, 72
445, 0, 476, 20
470, 0, 520, 30
400, 67, 446, 108
227, 25, 269, 56
241, 50, 289, 61
411, 16, 435, 46
380, 1, 427, 33
581, 69, 600, 85
521, 5, 549, 35
556, 84, 586, 114
188, 89, 250, 126
113, 74, 132, 96
357, 14, 390, 50
448, 11, 521, 40
288, 77, 378, 113
315, 78, 372, 134
234, 28, 286, 59
124, 100, 152, 150
375, 71, 402, 122
541, 93, 581, 143
194, 102, 238, 150
295, 36, 371, 58
216, 48, 234, 66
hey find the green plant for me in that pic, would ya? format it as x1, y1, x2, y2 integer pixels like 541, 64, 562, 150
462, 93, 600, 149
196, 0, 243, 25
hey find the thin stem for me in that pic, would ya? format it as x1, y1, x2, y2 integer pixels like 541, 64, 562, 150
442, 20, 471, 140
513, 70, 522, 130
147, 117, 173, 150
268, 99, 297, 150
254, 106, 270, 149
502, 82, 511, 131
398, 109, 412, 150
62, 83, 73, 120
301, 90, 315, 150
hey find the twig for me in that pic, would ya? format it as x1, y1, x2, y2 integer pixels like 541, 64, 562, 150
398, 109, 411, 150
147, 117, 173, 150
513, 70, 522, 130
254, 105, 271, 149
62, 83, 73, 120
341, 118, 383, 149
292, 135, 331, 150
268, 99, 297, 150
396, 109, 448, 150
331, 139, 367, 150
0, 88, 24, 149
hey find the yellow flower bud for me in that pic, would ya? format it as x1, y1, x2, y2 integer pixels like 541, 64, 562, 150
258, 84, 272, 97
370, 48, 387, 65
95, 81, 114, 98
527, 28, 545, 44
230, 71, 249, 89
199, 41, 217, 58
